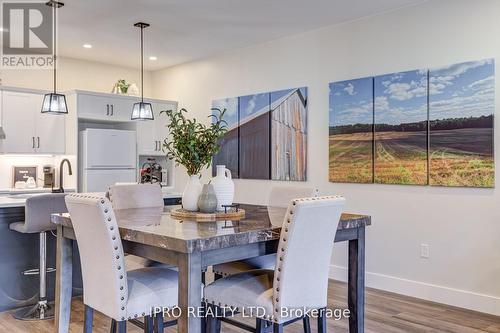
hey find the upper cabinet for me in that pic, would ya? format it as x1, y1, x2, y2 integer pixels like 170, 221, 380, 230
136, 102, 175, 156
0, 90, 65, 154
76, 92, 135, 122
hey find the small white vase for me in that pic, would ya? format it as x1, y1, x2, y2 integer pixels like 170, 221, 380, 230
182, 175, 202, 211
211, 165, 235, 211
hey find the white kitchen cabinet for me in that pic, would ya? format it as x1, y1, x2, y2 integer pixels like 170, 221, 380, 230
35, 100, 66, 154
77, 93, 134, 122
0, 90, 65, 154
136, 102, 174, 156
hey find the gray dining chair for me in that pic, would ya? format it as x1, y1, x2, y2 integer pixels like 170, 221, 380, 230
212, 186, 318, 278
108, 183, 164, 210
204, 195, 345, 333
65, 193, 178, 333
108, 184, 169, 270
9, 193, 67, 320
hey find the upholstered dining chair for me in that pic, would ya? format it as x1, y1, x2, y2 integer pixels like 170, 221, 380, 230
212, 186, 319, 278
204, 196, 345, 333
65, 194, 178, 333
108, 184, 169, 270
108, 183, 164, 210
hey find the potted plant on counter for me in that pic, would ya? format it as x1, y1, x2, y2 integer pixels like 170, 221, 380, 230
161, 108, 227, 211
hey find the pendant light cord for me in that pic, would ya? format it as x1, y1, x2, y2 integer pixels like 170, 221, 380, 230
140, 25, 144, 103
53, 2, 57, 93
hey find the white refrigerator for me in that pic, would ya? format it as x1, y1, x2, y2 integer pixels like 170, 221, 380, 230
80, 129, 137, 192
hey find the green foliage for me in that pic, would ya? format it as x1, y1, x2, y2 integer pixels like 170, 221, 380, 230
116, 79, 130, 93
160, 108, 227, 176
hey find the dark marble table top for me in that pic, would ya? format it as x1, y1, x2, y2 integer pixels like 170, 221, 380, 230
51, 204, 371, 253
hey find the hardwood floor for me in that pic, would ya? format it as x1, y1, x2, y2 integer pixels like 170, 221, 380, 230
0, 280, 499, 333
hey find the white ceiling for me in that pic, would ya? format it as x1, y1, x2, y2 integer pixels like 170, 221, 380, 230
58, 0, 426, 70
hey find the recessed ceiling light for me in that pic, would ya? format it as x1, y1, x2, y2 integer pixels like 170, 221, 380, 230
82, 44, 92, 49
149, 56, 157, 61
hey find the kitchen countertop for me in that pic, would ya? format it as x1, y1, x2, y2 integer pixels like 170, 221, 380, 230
0, 190, 182, 208
0, 187, 63, 195
0, 188, 77, 208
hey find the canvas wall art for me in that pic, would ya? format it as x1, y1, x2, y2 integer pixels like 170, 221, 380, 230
328, 58, 494, 188
374, 70, 428, 185
429, 59, 494, 187
212, 86, 308, 181
271, 88, 308, 181
329, 77, 374, 183
239, 93, 271, 179
212, 97, 239, 178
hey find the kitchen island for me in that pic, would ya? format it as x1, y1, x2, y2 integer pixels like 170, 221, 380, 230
0, 193, 82, 312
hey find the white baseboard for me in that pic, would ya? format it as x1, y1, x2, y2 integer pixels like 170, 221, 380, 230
329, 265, 500, 316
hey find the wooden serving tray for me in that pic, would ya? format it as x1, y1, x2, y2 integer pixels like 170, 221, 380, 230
170, 208, 246, 222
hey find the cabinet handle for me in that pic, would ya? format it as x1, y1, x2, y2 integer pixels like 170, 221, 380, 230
106, 104, 109, 116
155, 141, 158, 151
157, 141, 161, 151
37, 137, 40, 149
32, 137, 35, 149
111, 104, 114, 116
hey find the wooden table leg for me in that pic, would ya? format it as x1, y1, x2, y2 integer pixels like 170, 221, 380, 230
178, 252, 202, 333
55, 226, 73, 333
348, 227, 365, 333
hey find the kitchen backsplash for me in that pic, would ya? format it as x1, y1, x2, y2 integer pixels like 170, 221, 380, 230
0, 155, 77, 190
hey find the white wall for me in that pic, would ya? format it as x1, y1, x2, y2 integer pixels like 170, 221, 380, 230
0, 56, 152, 95
151, 0, 500, 314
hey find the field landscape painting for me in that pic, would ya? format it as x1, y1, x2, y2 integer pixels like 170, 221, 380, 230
374, 70, 428, 185
329, 77, 374, 183
429, 59, 495, 188
212, 97, 240, 178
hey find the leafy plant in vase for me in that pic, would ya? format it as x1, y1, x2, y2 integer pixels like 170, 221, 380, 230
161, 108, 227, 211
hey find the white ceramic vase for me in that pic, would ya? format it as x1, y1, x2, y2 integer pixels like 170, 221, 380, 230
182, 175, 202, 211
211, 165, 235, 211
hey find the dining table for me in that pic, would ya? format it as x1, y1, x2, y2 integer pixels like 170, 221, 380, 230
51, 204, 371, 333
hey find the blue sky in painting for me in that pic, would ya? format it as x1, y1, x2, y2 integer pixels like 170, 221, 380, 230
329, 77, 373, 127
429, 59, 494, 120
375, 69, 427, 125
212, 97, 238, 127
240, 93, 269, 122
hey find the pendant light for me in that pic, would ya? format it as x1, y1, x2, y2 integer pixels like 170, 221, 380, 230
131, 22, 153, 120
41, 0, 68, 114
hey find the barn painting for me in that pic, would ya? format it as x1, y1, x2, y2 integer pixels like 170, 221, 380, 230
212, 97, 239, 178
212, 86, 308, 181
270, 88, 308, 181
239, 93, 271, 179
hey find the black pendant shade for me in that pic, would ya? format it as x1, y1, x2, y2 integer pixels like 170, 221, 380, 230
41, 93, 68, 114
42, 0, 68, 115
131, 22, 153, 120
131, 101, 153, 120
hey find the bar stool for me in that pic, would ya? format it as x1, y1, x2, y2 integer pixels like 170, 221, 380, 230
9, 193, 68, 320
212, 186, 318, 278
